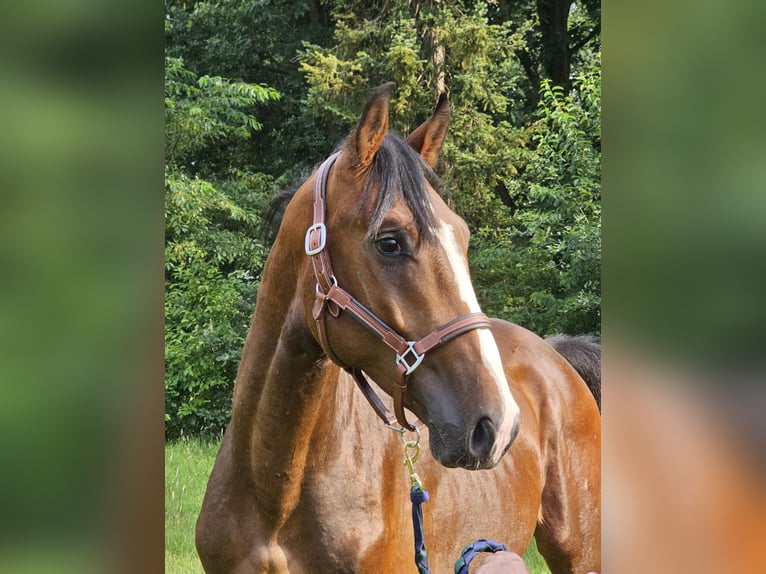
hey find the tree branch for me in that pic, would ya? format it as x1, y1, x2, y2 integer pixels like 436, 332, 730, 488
569, 22, 601, 55
494, 180, 516, 211
515, 48, 540, 91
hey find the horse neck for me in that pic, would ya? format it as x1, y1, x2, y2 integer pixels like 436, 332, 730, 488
226, 186, 357, 525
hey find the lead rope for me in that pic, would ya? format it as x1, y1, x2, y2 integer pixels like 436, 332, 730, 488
396, 429, 510, 574
398, 429, 431, 574
453, 540, 510, 574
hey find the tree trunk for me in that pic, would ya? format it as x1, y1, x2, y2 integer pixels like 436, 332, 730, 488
307, 0, 327, 26
433, 34, 445, 94
425, 0, 446, 95
536, 0, 573, 89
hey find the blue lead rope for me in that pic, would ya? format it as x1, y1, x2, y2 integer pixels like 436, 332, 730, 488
453, 539, 510, 574
401, 427, 509, 573
410, 484, 431, 574
409, 482, 509, 574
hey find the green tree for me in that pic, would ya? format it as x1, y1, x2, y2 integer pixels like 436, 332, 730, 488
472, 61, 601, 336
165, 0, 333, 180
488, 0, 601, 95
164, 56, 279, 438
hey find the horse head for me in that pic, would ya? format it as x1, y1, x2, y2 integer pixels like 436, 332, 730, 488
301, 83, 520, 469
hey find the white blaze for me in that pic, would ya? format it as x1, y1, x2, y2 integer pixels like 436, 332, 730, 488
438, 222, 521, 462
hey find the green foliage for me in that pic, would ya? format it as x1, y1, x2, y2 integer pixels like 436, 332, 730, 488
164, 170, 271, 439
165, 0, 333, 178
472, 62, 601, 336
165, 56, 280, 170
164, 56, 278, 439
164, 0, 601, 436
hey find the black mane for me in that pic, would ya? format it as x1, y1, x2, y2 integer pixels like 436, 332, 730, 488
546, 334, 601, 412
263, 133, 439, 243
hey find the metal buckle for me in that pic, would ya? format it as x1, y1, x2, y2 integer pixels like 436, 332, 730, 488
305, 223, 327, 256
314, 275, 337, 295
396, 342, 424, 375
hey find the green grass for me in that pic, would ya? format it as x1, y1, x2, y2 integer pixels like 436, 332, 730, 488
523, 537, 551, 573
166, 437, 220, 574
165, 438, 550, 573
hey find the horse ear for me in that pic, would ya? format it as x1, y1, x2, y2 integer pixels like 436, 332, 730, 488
349, 82, 396, 170
406, 92, 450, 167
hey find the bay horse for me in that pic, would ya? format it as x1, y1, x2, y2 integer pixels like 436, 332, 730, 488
196, 83, 601, 574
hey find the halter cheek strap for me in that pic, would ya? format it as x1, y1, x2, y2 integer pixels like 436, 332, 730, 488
305, 152, 492, 431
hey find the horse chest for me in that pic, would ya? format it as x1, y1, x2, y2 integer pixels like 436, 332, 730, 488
281, 464, 405, 568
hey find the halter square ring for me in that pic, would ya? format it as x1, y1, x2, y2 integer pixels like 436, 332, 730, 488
396, 342, 425, 375
305, 223, 327, 256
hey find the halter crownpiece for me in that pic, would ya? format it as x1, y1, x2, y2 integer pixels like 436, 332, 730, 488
305, 152, 492, 431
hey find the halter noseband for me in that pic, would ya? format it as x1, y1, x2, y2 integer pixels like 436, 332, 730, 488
305, 152, 492, 431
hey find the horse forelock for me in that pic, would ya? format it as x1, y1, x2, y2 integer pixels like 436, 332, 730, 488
361, 134, 438, 242
264, 133, 440, 244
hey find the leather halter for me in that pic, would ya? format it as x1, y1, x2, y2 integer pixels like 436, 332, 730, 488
305, 152, 492, 431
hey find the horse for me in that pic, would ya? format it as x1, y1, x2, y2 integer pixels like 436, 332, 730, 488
196, 83, 601, 574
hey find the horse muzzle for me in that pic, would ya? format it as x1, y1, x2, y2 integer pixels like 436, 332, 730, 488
429, 410, 520, 470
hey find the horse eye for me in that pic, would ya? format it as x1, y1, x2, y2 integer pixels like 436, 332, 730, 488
376, 237, 402, 256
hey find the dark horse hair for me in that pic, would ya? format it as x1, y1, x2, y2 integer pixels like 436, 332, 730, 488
546, 335, 601, 412
263, 133, 440, 243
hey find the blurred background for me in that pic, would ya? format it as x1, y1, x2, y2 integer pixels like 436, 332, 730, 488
0, 0, 763, 572
603, 1, 766, 571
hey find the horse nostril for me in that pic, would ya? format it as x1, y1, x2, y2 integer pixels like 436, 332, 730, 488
468, 417, 496, 460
